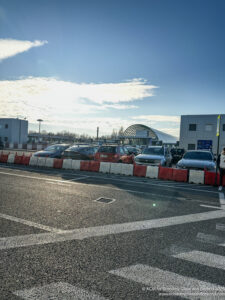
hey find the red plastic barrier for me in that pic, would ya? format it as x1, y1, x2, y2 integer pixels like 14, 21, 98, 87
158, 166, 173, 180
80, 161, 90, 171
0, 153, 8, 163
89, 161, 100, 172
21, 155, 31, 165
53, 158, 63, 169
133, 164, 147, 177
14, 155, 23, 164
172, 169, 188, 182
204, 171, 225, 186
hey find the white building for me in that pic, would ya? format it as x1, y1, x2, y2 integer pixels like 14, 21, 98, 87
0, 118, 28, 144
179, 114, 225, 154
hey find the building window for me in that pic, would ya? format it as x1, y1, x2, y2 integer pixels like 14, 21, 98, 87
4, 137, 8, 142
205, 124, 212, 132
5, 124, 8, 129
223, 124, 225, 131
188, 144, 195, 150
189, 124, 196, 131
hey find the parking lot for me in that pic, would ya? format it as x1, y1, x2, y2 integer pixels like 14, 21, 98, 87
1, 163, 225, 299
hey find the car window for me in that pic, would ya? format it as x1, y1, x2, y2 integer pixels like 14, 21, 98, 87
143, 147, 164, 155
45, 145, 57, 151
123, 147, 129, 154
98, 146, 116, 153
119, 147, 125, 154
183, 151, 213, 161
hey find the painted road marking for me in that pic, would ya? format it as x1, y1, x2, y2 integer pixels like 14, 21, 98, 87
216, 223, 225, 231
83, 174, 218, 194
67, 176, 90, 181
0, 213, 64, 233
13, 282, 107, 300
0, 171, 86, 185
219, 193, 225, 209
1, 210, 225, 250
196, 232, 225, 246
109, 264, 225, 300
48, 181, 71, 186
200, 204, 223, 210
0, 168, 218, 195
169, 245, 225, 271
0, 170, 217, 206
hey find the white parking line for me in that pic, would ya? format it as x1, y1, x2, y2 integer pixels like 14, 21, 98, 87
170, 245, 225, 271
13, 282, 107, 300
0, 213, 64, 233
196, 232, 225, 246
1, 210, 225, 250
109, 264, 225, 299
48, 182, 71, 186
0, 167, 218, 194
200, 204, 223, 210
219, 193, 225, 209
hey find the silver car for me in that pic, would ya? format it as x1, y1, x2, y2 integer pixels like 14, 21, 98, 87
176, 150, 216, 170
134, 146, 172, 166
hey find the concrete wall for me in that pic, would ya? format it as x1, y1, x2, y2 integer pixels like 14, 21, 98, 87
179, 114, 225, 154
0, 118, 28, 144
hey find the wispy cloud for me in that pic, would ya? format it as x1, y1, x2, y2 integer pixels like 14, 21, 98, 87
132, 115, 180, 123
0, 39, 48, 61
0, 77, 156, 133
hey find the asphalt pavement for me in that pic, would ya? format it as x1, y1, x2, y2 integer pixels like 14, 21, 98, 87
0, 163, 225, 299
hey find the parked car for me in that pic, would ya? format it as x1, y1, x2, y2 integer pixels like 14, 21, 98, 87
33, 144, 70, 158
171, 148, 185, 164
94, 145, 134, 163
176, 150, 216, 170
61, 145, 98, 160
125, 146, 141, 156
134, 146, 172, 166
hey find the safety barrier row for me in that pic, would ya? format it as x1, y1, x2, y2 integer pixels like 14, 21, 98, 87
0, 153, 223, 186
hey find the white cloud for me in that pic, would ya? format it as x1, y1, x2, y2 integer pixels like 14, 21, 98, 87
132, 115, 180, 123
0, 77, 156, 134
0, 39, 48, 61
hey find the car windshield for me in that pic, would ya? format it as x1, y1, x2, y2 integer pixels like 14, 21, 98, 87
67, 146, 88, 152
98, 146, 116, 153
183, 151, 213, 161
44, 145, 65, 152
143, 147, 164, 155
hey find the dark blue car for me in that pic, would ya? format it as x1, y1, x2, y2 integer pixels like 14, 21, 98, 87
33, 144, 70, 158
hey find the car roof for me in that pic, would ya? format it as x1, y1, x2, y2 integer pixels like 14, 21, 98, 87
186, 150, 212, 153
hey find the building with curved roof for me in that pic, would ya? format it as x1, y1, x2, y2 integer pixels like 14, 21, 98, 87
122, 124, 178, 145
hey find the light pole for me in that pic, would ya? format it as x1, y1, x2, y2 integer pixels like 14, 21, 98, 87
214, 115, 221, 186
37, 119, 43, 143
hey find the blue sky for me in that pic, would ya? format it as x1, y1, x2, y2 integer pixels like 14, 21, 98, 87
0, 0, 225, 137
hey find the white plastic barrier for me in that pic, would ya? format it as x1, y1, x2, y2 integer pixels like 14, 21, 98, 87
45, 158, 54, 168
121, 164, 133, 176
110, 163, 122, 175
37, 144, 43, 150
27, 144, 32, 150
9, 143, 14, 149
29, 156, 38, 166
99, 162, 111, 173
16, 151, 23, 156
146, 166, 159, 179
62, 159, 72, 169
72, 160, 81, 170
3, 150, 10, 155
37, 157, 46, 167
7, 154, 15, 164
189, 170, 204, 184
18, 144, 23, 149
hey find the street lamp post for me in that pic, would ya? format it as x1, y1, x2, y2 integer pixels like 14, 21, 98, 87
37, 119, 43, 143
